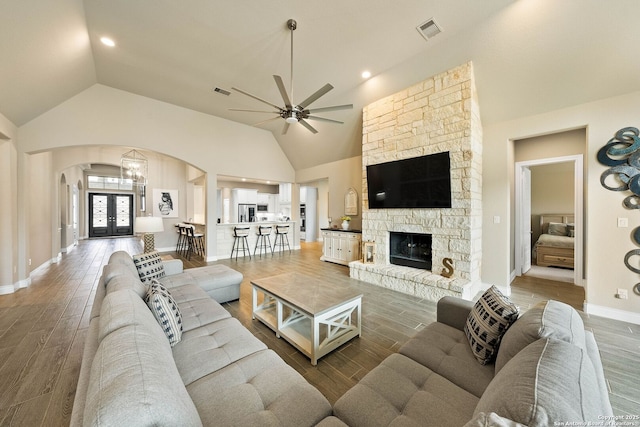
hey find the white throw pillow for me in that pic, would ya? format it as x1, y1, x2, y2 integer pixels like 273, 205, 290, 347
144, 280, 182, 346
132, 251, 166, 283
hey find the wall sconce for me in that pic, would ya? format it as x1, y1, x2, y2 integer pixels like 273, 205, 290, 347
135, 216, 164, 253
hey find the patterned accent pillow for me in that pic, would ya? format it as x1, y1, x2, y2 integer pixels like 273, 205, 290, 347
144, 280, 183, 346
464, 286, 519, 365
132, 251, 166, 283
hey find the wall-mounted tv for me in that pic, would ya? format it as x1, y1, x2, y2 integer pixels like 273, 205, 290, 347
366, 151, 452, 209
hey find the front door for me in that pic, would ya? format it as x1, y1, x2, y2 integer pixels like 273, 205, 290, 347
89, 193, 134, 238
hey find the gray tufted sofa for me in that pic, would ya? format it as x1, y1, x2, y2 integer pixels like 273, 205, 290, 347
328, 296, 614, 427
71, 251, 332, 426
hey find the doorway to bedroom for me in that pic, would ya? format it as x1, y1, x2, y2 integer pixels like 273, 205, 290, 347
513, 128, 586, 287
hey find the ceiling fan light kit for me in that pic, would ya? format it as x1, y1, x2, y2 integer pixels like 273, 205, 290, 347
230, 18, 352, 135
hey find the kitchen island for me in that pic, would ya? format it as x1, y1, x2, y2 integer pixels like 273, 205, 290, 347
216, 221, 298, 259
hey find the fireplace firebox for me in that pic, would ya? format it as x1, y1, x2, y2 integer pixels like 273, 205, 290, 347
389, 232, 432, 270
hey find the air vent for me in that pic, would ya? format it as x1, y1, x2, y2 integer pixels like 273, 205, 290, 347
417, 18, 442, 41
213, 87, 231, 96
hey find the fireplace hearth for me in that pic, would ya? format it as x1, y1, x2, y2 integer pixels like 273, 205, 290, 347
389, 232, 432, 270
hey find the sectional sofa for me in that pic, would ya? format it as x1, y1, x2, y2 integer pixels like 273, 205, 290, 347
71, 250, 613, 426
70, 251, 332, 426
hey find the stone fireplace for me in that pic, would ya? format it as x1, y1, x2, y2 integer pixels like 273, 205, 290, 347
389, 232, 432, 270
349, 62, 483, 302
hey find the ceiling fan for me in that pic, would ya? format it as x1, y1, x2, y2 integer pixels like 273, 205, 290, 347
230, 19, 353, 135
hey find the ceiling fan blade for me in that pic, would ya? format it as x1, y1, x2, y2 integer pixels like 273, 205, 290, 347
231, 87, 282, 111
298, 119, 318, 134
306, 115, 344, 124
273, 75, 292, 109
282, 122, 290, 135
306, 104, 353, 113
298, 83, 333, 109
229, 108, 280, 114
252, 116, 281, 127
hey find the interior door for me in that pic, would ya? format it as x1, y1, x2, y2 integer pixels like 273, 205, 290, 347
521, 167, 532, 273
89, 193, 134, 238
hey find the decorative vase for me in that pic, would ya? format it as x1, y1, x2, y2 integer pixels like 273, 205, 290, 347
342, 220, 350, 230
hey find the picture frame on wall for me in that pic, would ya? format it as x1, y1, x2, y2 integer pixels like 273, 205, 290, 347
363, 241, 375, 264
153, 189, 179, 218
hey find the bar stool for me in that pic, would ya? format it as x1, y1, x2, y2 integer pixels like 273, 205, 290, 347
176, 223, 189, 256
254, 225, 273, 257
231, 226, 251, 260
272, 224, 291, 254
185, 225, 205, 260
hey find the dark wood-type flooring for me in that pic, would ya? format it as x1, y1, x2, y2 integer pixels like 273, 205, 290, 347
0, 237, 638, 425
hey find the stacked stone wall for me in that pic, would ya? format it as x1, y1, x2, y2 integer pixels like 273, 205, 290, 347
351, 62, 482, 300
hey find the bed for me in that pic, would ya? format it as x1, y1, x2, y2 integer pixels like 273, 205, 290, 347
533, 214, 575, 269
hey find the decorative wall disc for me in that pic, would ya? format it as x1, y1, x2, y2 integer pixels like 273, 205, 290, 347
633, 227, 640, 246
634, 283, 640, 296
623, 196, 640, 209
624, 249, 640, 274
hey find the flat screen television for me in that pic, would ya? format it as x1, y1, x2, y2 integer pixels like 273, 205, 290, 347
366, 151, 452, 209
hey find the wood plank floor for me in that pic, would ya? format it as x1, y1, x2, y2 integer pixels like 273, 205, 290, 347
0, 237, 638, 425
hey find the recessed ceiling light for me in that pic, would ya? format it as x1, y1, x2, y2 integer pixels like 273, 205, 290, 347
361, 71, 372, 79
100, 37, 115, 47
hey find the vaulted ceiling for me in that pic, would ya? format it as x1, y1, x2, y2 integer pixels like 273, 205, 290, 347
2, 0, 640, 169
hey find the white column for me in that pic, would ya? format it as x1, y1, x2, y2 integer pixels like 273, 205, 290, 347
205, 174, 218, 261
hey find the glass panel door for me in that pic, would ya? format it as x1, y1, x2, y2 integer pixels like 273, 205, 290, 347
89, 193, 134, 238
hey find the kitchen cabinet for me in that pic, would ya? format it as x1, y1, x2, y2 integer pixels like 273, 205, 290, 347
321, 230, 362, 265
232, 188, 258, 204
279, 183, 292, 204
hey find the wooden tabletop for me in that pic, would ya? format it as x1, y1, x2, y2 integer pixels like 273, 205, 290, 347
251, 272, 362, 316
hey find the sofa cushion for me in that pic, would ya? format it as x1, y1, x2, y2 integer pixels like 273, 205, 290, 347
333, 353, 479, 427
103, 262, 139, 284
145, 280, 183, 346
103, 269, 148, 298
85, 319, 202, 427
108, 250, 140, 277
172, 317, 267, 385
98, 288, 162, 343
464, 286, 519, 365
475, 339, 609, 426
187, 349, 331, 427
160, 264, 243, 303
178, 295, 232, 331
132, 250, 166, 282
495, 300, 586, 374
399, 321, 495, 397
464, 412, 527, 427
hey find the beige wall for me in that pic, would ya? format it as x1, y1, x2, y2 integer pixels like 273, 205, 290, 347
483, 91, 640, 323
296, 156, 363, 230
0, 114, 18, 292
530, 163, 574, 242
16, 84, 295, 265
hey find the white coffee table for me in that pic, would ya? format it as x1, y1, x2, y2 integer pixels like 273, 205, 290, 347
251, 272, 362, 365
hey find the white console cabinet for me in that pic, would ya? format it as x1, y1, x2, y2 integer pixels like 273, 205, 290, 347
321, 230, 362, 265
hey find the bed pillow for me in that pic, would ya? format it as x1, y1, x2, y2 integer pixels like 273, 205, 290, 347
566, 223, 575, 237
547, 222, 567, 236
464, 286, 520, 365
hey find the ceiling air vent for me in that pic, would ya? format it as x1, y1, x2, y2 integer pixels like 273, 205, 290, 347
213, 87, 231, 96
417, 18, 442, 41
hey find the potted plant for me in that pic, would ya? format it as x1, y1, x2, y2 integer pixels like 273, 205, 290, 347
341, 216, 351, 230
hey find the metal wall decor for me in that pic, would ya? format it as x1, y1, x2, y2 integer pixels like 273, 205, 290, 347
598, 126, 640, 289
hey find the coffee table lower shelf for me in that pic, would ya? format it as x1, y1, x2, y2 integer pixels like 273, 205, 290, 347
252, 288, 362, 365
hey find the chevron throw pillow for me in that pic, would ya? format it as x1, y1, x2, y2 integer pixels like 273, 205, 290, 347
132, 251, 166, 283
464, 286, 519, 365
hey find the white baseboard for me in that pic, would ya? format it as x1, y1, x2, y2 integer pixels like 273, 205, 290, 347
0, 284, 15, 295
584, 302, 640, 325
